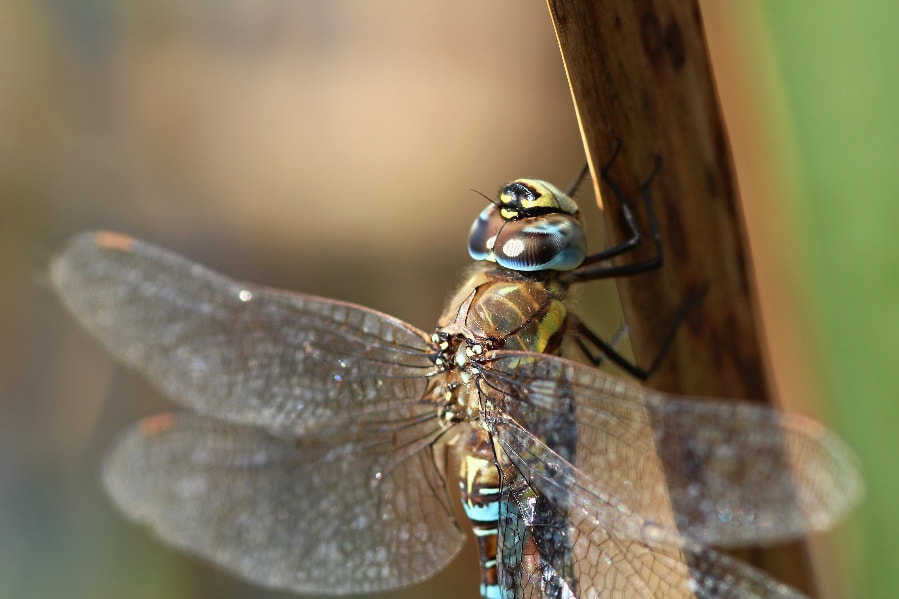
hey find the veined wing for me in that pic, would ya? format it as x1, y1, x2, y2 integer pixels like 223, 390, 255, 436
480, 351, 862, 598
104, 412, 465, 595
494, 422, 806, 598
481, 351, 861, 547
487, 366, 713, 599
50, 232, 438, 436
494, 463, 578, 599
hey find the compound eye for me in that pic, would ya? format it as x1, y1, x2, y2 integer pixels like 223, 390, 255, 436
493, 214, 586, 271
468, 179, 585, 270
468, 204, 504, 261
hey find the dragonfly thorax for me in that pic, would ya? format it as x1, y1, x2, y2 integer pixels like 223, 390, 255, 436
468, 179, 587, 272
429, 331, 488, 428
430, 262, 572, 434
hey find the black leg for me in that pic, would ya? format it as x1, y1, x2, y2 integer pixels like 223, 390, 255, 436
565, 163, 590, 197
571, 321, 629, 369
570, 316, 653, 380
570, 286, 707, 381
566, 141, 664, 283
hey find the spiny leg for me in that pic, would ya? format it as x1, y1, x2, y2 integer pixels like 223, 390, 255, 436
571, 285, 707, 380
565, 162, 590, 198
568, 140, 664, 283
564, 143, 703, 378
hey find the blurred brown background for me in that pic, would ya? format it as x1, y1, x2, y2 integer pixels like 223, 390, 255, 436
2, 2, 892, 598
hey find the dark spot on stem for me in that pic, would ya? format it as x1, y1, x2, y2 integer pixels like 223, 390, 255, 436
664, 22, 685, 70
640, 12, 663, 68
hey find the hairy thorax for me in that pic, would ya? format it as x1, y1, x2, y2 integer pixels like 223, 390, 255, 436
430, 263, 571, 429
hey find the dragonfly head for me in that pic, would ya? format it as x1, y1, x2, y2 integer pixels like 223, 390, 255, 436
468, 179, 586, 272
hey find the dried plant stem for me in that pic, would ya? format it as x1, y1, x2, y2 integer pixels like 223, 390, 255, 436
546, 0, 815, 594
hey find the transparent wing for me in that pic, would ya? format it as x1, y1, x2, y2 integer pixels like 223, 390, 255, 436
490, 376, 713, 599
482, 351, 861, 548
104, 412, 465, 595
50, 232, 437, 436
494, 422, 806, 599
494, 465, 578, 599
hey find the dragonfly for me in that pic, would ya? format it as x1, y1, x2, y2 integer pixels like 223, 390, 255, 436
51, 153, 861, 599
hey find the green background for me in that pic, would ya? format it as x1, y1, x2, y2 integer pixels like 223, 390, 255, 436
760, 2, 898, 597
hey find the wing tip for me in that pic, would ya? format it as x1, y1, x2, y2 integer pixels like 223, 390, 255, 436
137, 412, 178, 436
49, 230, 136, 292
54, 230, 136, 260
93, 231, 136, 252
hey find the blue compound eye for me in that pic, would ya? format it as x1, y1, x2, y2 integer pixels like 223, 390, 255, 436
492, 214, 586, 271
468, 179, 587, 272
468, 204, 504, 262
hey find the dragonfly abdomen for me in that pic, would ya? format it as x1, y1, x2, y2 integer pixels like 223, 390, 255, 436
459, 428, 503, 599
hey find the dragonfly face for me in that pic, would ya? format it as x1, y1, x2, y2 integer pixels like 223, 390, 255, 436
50, 178, 861, 598
468, 179, 586, 272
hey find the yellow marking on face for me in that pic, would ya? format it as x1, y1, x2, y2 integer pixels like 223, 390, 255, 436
502, 179, 580, 216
